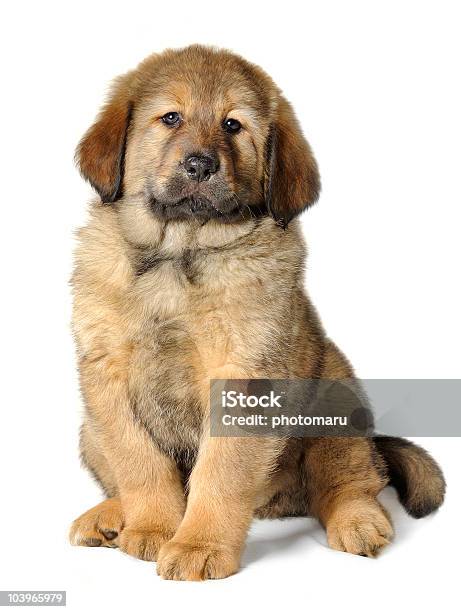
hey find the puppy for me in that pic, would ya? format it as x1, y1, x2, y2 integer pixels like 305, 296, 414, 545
70, 45, 445, 580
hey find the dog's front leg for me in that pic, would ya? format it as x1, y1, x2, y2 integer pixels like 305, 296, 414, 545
74, 349, 186, 561
156, 434, 283, 580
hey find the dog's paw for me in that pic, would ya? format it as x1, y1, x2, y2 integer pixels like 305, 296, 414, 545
156, 540, 239, 581
70, 498, 124, 548
326, 497, 394, 557
119, 526, 174, 561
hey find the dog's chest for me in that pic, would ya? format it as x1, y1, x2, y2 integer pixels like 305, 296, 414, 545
135, 247, 200, 283
127, 250, 237, 462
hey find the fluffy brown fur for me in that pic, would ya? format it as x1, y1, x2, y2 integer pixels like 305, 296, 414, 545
70, 45, 445, 580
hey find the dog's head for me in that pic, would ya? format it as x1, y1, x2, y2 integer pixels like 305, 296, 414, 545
77, 45, 320, 228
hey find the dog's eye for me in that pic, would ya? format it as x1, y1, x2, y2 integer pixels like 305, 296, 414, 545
222, 118, 241, 134
162, 112, 181, 126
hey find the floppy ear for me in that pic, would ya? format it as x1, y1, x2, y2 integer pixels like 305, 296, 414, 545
76, 74, 134, 203
265, 96, 321, 227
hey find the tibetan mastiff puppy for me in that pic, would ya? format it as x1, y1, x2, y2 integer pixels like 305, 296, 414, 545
70, 45, 445, 580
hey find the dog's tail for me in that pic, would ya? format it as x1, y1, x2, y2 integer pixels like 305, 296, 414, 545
373, 436, 445, 518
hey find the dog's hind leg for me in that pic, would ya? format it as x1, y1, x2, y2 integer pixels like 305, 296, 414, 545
70, 498, 124, 548
302, 341, 393, 557
70, 423, 124, 548
304, 436, 393, 556
79, 421, 118, 497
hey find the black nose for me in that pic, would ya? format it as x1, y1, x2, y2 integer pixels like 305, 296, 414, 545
184, 154, 219, 182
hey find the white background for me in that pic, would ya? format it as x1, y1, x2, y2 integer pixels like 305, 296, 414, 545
1, 1, 460, 610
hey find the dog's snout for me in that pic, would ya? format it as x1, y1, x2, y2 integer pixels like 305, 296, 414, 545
184, 154, 219, 182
